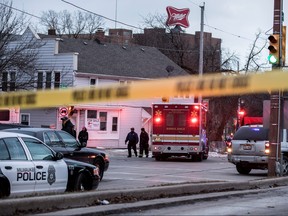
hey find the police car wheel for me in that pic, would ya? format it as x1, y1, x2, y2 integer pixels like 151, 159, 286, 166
0, 179, 10, 198
74, 173, 89, 191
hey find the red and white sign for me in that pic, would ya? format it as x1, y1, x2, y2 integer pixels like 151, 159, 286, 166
59, 107, 68, 116
166, 6, 190, 28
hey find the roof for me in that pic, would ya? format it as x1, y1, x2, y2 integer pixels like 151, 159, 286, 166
58, 38, 189, 79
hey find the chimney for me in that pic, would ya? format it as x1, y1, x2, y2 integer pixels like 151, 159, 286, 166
95, 28, 105, 41
48, 29, 56, 36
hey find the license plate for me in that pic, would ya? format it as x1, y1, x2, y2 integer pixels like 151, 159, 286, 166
243, 144, 252, 150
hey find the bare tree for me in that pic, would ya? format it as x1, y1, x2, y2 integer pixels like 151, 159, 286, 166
40, 10, 104, 38
242, 31, 268, 73
0, 0, 43, 91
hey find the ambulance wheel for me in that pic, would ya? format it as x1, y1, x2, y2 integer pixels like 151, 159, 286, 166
196, 153, 203, 162
155, 156, 162, 161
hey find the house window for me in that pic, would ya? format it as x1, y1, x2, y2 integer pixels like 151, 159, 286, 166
54, 72, 60, 88
21, 114, 30, 125
90, 78, 96, 86
87, 110, 97, 118
112, 117, 118, 132
37, 72, 43, 89
2, 72, 8, 91
46, 72, 52, 89
0, 110, 10, 121
99, 112, 107, 131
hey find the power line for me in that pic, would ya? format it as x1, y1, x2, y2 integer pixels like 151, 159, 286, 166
204, 24, 254, 41
0, 2, 42, 20
61, 0, 143, 30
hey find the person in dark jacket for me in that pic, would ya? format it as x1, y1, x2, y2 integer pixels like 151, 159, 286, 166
139, 128, 149, 158
78, 126, 89, 147
125, 127, 139, 157
61, 116, 74, 136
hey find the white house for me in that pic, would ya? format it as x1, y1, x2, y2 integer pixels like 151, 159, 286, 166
8, 26, 194, 148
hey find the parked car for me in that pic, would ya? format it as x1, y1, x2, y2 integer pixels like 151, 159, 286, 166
0, 123, 30, 130
5, 128, 109, 180
228, 125, 288, 175
0, 131, 100, 198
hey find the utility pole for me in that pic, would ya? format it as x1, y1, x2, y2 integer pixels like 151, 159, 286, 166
198, 2, 204, 147
268, 0, 283, 177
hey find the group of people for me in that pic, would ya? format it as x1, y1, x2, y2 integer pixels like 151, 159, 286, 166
125, 127, 149, 158
61, 116, 150, 157
61, 116, 88, 147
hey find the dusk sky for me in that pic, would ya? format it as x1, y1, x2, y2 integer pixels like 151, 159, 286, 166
12, 0, 288, 69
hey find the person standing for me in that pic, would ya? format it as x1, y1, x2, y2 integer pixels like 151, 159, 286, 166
61, 116, 74, 136
125, 127, 139, 157
139, 128, 149, 158
78, 126, 89, 147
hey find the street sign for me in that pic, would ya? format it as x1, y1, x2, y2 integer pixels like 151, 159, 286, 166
59, 107, 68, 116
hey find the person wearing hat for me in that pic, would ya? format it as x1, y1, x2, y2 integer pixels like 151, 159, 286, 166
61, 116, 74, 136
139, 128, 149, 158
125, 127, 139, 157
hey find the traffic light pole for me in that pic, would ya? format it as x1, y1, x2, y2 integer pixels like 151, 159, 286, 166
268, 0, 283, 177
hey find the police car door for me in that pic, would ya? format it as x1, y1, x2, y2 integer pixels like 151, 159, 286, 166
22, 137, 68, 193
0, 138, 36, 196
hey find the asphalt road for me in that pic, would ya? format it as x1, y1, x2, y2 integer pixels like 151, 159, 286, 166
98, 149, 268, 192
2, 149, 280, 216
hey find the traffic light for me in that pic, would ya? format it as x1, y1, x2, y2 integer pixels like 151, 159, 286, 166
268, 34, 280, 64
282, 26, 286, 66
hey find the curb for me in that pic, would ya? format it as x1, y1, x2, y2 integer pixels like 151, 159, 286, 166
1, 176, 288, 215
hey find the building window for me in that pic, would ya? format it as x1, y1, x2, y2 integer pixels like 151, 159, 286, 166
2, 72, 8, 91
99, 112, 107, 131
10, 72, 16, 91
37, 72, 43, 89
46, 72, 52, 89
90, 78, 96, 86
54, 72, 60, 88
21, 114, 30, 125
112, 117, 118, 132
87, 110, 97, 118
0, 110, 10, 121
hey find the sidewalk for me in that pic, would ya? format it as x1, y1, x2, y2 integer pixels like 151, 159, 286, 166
104, 148, 228, 158
1, 175, 288, 215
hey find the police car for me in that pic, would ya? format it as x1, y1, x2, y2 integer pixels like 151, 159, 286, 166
0, 131, 100, 198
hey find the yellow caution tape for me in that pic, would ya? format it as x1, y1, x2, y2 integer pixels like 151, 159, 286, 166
0, 70, 287, 109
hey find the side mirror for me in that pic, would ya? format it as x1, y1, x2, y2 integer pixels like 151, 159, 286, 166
55, 152, 64, 160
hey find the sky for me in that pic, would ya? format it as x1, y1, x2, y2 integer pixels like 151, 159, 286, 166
11, 0, 288, 69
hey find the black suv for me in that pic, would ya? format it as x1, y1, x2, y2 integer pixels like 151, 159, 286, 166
5, 128, 109, 180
